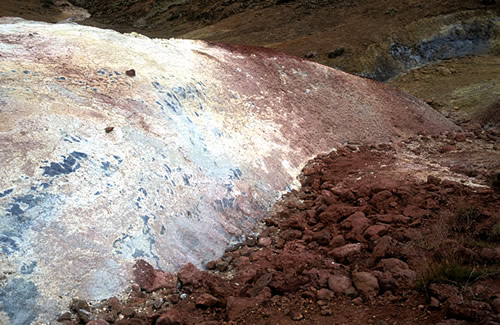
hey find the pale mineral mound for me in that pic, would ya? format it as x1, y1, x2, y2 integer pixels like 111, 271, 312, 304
0, 17, 457, 324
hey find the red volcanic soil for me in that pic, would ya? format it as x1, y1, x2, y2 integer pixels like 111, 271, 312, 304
60, 128, 500, 325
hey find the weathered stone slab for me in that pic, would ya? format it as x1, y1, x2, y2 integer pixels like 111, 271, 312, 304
0, 18, 457, 324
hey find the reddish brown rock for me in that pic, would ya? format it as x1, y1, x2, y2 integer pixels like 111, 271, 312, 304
429, 297, 441, 310
375, 214, 395, 223
330, 234, 346, 247
455, 133, 466, 142
364, 224, 389, 240
446, 299, 492, 321
392, 215, 411, 224
372, 236, 400, 260
246, 273, 273, 297
226, 287, 271, 321
372, 270, 397, 292
121, 307, 135, 318
156, 309, 182, 325
303, 167, 315, 176
56, 312, 72, 322
278, 242, 317, 271
168, 295, 180, 304
195, 293, 219, 308
177, 263, 204, 288
205, 260, 216, 270
70, 299, 90, 312
352, 272, 379, 297
133, 260, 177, 293
331, 243, 361, 263
402, 205, 428, 218
341, 211, 370, 240
371, 179, 398, 193
280, 229, 303, 241
305, 209, 317, 219
428, 283, 459, 301
258, 236, 272, 247
319, 204, 358, 223
327, 275, 354, 295
305, 268, 331, 288
440, 145, 456, 153
491, 297, 500, 313
317, 288, 334, 301
279, 215, 306, 230
352, 297, 363, 305
312, 229, 332, 246
376, 258, 416, 287
370, 190, 393, 210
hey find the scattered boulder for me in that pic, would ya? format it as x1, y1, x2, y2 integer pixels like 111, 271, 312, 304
327, 275, 356, 296
376, 258, 416, 288
352, 272, 379, 297
370, 190, 394, 210
133, 260, 177, 293
331, 243, 361, 263
364, 224, 389, 240
372, 236, 400, 260
341, 212, 370, 240
280, 229, 303, 241
156, 309, 183, 325
195, 293, 219, 308
258, 236, 272, 247
178, 263, 204, 288
317, 288, 334, 301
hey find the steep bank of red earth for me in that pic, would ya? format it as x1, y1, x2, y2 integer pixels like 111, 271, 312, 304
59, 128, 500, 325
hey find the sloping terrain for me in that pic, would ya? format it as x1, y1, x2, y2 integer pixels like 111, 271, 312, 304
0, 2, 498, 325
0, 17, 457, 324
67, 0, 500, 124
1, 1, 498, 121
59, 134, 500, 325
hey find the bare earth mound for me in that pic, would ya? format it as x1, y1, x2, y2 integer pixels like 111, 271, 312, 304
0, 18, 457, 324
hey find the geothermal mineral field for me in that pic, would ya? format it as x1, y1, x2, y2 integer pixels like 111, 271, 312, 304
0, 17, 458, 324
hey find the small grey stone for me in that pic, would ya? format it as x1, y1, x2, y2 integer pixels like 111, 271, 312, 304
56, 312, 72, 322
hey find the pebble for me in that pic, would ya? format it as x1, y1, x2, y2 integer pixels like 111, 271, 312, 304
290, 311, 304, 321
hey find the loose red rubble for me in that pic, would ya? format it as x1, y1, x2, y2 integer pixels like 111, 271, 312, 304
60, 131, 500, 325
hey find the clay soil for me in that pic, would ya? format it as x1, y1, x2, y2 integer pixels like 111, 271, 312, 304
59, 128, 500, 325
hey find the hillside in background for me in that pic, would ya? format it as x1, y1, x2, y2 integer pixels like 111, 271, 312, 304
1, 0, 499, 126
